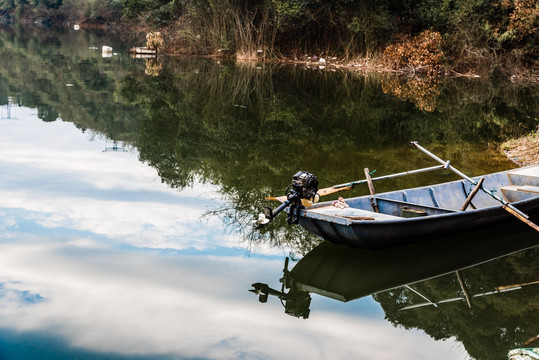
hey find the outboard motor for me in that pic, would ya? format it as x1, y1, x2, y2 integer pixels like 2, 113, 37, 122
289, 171, 319, 208
256, 171, 319, 229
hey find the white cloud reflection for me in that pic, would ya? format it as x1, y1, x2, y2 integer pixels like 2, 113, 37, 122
0, 240, 466, 360
0, 111, 229, 251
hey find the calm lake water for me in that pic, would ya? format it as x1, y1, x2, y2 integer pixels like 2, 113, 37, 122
0, 25, 538, 360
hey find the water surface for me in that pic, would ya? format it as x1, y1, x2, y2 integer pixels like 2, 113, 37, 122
0, 25, 538, 360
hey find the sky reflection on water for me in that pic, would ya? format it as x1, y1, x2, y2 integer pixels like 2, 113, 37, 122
0, 107, 467, 359
0, 106, 226, 252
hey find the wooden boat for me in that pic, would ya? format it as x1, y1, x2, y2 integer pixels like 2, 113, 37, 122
295, 165, 539, 249
508, 348, 539, 360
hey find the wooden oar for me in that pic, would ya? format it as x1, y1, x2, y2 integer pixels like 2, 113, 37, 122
410, 141, 539, 233
503, 205, 539, 231
266, 185, 352, 203
266, 164, 446, 203
266, 187, 343, 203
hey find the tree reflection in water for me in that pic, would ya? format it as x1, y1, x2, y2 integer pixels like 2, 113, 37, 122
0, 25, 537, 255
1, 25, 539, 360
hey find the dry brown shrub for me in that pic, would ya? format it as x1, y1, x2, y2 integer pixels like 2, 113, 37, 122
382, 30, 444, 75
503, 0, 538, 40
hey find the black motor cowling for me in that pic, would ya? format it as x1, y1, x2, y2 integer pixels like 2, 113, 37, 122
290, 171, 319, 204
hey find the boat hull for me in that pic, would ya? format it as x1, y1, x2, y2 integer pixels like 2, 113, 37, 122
299, 200, 539, 249
297, 166, 539, 249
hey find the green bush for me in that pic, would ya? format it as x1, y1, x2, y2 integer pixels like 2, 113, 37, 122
122, 0, 152, 18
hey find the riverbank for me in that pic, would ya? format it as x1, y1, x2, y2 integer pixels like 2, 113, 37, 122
502, 129, 539, 166
3, 5, 537, 83
148, 13, 538, 83
161, 46, 539, 83
161, 42, 538, 83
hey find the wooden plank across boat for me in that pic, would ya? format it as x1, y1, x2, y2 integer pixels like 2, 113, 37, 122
294, 165, 539, 249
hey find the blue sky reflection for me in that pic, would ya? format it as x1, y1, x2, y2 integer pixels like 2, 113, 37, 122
0, 107, 468, 359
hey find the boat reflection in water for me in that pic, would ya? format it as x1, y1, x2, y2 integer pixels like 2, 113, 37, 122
250, 221, 539, 320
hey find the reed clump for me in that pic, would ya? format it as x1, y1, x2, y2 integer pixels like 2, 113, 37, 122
146, 32, 164, 52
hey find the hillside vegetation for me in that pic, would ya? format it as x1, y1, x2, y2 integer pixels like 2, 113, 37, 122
0, 0, 537, 76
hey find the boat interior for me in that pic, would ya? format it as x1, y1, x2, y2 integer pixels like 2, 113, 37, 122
307, 165, 539, 221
